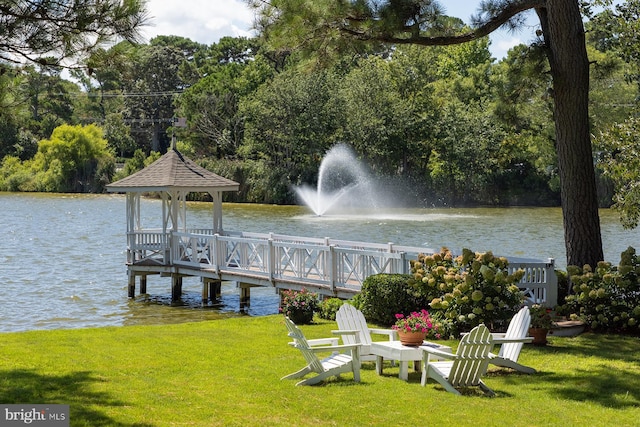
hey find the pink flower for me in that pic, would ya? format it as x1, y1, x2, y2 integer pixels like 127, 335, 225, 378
392, 309, 437, 336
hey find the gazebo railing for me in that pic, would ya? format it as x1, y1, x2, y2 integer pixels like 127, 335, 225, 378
127, 230, 169, 264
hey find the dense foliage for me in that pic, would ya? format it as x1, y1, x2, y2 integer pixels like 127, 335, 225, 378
317, 297, 344, 321
0, 0, 148, 66
0, 2, 639, 270
0, 124, 113, 192
561, 246, 640, 334
0, 11, 637, 211
594, 117, 640, 229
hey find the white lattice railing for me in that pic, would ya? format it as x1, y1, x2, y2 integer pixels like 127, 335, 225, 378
130, 230, 557, 304
127, 230, 169, 264
508, 259, 558, 306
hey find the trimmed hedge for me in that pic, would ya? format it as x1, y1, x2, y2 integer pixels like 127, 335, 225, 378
359, 273, 429, 326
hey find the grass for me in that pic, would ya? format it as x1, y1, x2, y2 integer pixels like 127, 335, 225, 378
0, 315, 639, 426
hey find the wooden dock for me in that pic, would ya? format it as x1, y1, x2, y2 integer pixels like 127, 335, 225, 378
125, 229, 558, 308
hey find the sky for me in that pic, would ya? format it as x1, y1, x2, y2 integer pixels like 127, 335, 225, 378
141, 1, 540, 60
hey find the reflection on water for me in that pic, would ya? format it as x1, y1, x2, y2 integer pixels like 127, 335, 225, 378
0, 192, 637, 332
121, 285, 281, 327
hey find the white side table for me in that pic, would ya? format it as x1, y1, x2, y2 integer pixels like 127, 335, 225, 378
371, 341, 452, 381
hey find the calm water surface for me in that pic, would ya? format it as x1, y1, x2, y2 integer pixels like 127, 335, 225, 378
1, 192, 637, 332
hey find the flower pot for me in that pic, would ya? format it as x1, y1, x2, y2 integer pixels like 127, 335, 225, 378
398, 331, 427, 346
287, 309, 314, 325
528, 327, 549, 346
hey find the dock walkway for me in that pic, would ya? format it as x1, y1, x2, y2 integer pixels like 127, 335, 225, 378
125, 229, 558, 306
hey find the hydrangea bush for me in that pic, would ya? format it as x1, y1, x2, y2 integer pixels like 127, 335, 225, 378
562, 246, 639, 333
408, 247, 525, 335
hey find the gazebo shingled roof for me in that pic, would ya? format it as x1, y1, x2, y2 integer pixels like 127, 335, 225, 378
106, 149, 239, 193
106, 148, 239, 235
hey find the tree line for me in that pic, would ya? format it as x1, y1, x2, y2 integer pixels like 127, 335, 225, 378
0, 2, 638, 228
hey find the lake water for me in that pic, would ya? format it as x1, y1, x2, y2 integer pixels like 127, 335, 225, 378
1, 192, 637, 332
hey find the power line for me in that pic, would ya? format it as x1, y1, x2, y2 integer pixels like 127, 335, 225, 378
78, 117, 178, 124
52, 90, 184, 98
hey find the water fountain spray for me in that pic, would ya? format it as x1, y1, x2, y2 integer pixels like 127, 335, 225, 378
294, 144, 383, 216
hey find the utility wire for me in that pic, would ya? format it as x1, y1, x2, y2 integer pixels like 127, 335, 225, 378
50, 90, 184, 98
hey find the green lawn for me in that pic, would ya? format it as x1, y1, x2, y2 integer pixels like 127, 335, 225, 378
0, 315, 639, 426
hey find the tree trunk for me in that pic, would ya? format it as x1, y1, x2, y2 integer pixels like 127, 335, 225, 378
536, 1, 604, 267
151, 121, 161, 152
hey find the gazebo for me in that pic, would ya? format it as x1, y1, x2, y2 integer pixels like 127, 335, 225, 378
106, 148, 239, 300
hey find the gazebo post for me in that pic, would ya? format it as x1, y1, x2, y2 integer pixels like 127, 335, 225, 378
211, 191, 223, 234
161, 192, 169, 233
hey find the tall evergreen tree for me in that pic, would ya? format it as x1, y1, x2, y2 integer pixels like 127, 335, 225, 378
248, 0, 605, 268
0, 0, 149, 67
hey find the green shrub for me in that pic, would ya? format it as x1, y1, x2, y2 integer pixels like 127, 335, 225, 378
359, 273, 428, 326
0, 156, 31, 191
349, 293, 364, 310
562, 246, 639, 334
318, 298, 344, 320
113, 149, 148, 181
409, 247, 525, 335
555, 269, 570, 307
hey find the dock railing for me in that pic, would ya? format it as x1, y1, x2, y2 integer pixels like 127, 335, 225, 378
129, 229, 557, 305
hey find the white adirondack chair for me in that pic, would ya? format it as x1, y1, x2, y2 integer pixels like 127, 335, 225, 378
334, 303, 397, 363
489, 306, 536, 374
284, 313, 340, 347
421, 324, 495, 396
281, 317, 361, 386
